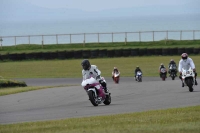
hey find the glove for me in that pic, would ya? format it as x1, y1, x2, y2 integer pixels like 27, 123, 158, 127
96, 75, 101, 80
99, 79, 104, 84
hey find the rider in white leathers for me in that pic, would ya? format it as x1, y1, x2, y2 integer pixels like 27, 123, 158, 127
178, 53, 198, 87
81, 59, 109, 94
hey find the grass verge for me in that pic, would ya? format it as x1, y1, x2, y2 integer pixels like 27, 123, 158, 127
0, 105, 199, 133
0, 78, 27, 88
0, 55, 200, 78
0, 85, 78, 96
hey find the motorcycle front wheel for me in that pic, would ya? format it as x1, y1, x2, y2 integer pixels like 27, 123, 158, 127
88, 91, 99, 106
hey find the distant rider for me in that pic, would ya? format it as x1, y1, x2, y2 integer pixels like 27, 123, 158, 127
134, 66, 142, 80
112, 67, 120, 80
81, 59, 109, 94
159, 63, 167, 78
168, 59, 177, 77
178, 53, 198, 87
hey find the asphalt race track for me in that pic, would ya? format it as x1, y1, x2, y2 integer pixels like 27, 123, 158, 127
0, 77, 199, 124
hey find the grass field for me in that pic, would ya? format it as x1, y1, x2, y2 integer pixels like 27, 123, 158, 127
0, 55, 199, 79
0, 105, 199, 133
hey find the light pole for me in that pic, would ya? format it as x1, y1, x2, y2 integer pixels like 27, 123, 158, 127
0, 37, 3, 49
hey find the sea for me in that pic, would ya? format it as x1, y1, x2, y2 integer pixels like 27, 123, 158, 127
0, 14, 200, 46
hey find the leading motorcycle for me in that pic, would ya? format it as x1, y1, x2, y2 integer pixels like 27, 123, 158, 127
81, 77, 111, 106
181, 67, 195, 92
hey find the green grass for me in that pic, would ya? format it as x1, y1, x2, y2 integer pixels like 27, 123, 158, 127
0, 85, 78, 96
0, 105, 199, 133
0, 55, 199, 79
0, 40, 200, 54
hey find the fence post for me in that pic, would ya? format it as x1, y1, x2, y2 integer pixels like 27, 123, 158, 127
15, 36, 16, 47
193, 30, 195, 40
98, 33, 99, 44
153, 31, 154, 42
70, 34, 71, 44
166, 31, 168, 40
42, 35, 44, 48
28, 36, 30, 45
139, 31, 141, 42
180, 30, 182, 41
56, 34, 58, 45
125, 32, 127, 45
84, 33, 86, 43
112, 32, 113, 43
0, 37, 3, 49
83, 33, 85, 47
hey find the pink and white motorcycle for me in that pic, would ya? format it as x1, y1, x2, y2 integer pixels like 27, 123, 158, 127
81, 77, 111, 106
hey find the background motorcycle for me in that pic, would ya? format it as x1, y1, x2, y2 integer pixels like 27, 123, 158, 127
81, 77, 111, 106
136, 71, 142, 82
113, 72, 120, 84
160, 68, 167, 81
181, 67, 195, 92
169, 64, 177, 80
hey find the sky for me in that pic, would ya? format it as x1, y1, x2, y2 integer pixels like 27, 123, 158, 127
23, 0, 198, 11
0, 0, 199, 22
21, 0, 200, 11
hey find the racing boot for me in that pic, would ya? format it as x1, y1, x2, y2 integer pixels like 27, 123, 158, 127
104, 87, 109, 95
195, 80, 198, 85
182, 82, 184, 87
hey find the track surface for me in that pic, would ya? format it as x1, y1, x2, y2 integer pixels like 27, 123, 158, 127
0, 77, 199, 124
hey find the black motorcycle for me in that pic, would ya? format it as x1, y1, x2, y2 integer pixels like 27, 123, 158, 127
169, 64, 177, 80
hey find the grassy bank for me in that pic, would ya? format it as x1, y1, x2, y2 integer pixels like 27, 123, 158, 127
0, 78, 27, 88
0, 40, 200, 54
0, 105, 199, 133
0, 55, 199, 78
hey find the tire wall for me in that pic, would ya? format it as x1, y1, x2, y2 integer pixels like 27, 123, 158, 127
0, 47, 199, 61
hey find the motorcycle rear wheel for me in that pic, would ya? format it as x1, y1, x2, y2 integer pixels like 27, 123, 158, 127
88, 91, 99, 106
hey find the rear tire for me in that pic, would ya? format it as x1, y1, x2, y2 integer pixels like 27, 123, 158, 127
88, 91, 98, 106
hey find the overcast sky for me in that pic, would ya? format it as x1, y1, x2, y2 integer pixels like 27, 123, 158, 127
24, 0, 198, 11
0, 0, 199, 22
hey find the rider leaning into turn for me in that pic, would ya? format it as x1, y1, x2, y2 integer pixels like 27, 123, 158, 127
159, 63, 167, 78
168, 59, 177, 77
81, 59, 109, 94
178, 53, 198, 87
112, 67, 120, 80
134, 66, 142, 79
